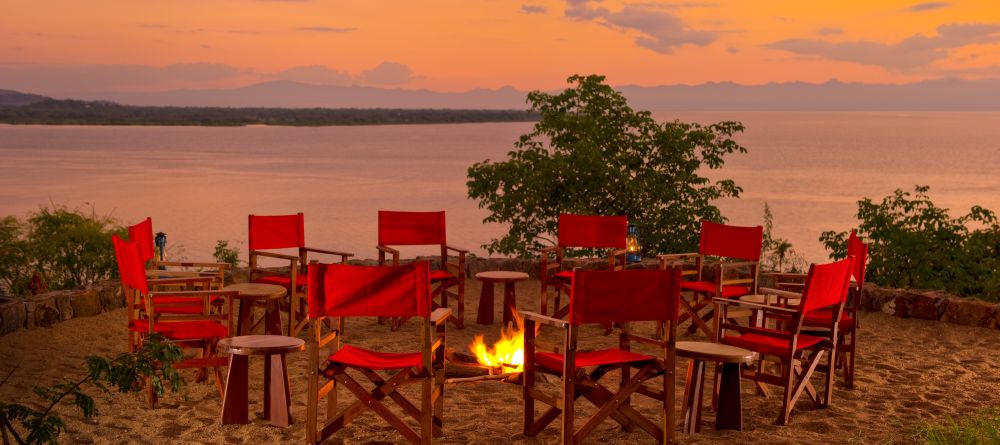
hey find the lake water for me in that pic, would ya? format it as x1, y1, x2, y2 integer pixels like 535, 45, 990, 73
1, 111, 998, 265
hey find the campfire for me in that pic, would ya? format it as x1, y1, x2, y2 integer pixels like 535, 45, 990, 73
468, 311, 525, 373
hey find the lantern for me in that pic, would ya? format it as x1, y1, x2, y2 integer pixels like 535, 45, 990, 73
154, 232, 167, 262
626, 224, 641, 263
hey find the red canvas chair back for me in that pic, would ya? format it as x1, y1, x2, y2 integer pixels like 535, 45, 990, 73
377, 211, 446, 246
248, 213, 305, 250
127, 217, 155, 264
698, 220, 763, 261
308, 262, 431, 319
799, 257, 855, 314
569, 268, 681, 325
113, 235, 149, 295
847, 230, 868, 286
557, 214, 627, 249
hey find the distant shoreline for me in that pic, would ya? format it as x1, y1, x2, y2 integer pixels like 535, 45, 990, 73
0, 98, 540, 127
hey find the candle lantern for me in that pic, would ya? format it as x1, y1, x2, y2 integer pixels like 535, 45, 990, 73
626, 224, 642, 263
154, 232, 167, 262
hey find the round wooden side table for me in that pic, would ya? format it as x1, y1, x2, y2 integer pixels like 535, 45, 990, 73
219, 335, 305, 427
223, 283, 287, 336
474, 271, 530, 326
676, 341, 755, 434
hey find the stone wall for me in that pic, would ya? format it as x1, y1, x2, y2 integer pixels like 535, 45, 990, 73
2, 258, 998, 336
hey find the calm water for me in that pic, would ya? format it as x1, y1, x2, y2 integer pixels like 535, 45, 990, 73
1, 111, 998, 264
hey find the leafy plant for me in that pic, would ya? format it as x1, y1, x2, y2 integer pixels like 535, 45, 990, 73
0, 334, 184, 445
821, 185, 1000, 301
0, 217, 33, 296
761, 203, 807, 273
213, 240, 241, 269
467, 74, 746, 257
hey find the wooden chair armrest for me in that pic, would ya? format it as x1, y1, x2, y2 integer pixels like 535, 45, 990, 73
302, 246, 354, 258
250, 251, 300, 262
150, 289, 239, 298
758, 287, 803, 299
155, 260, 229, 269
431, 308, 452, 325
521, 311, 569, 328
762, 272, 807, 280
376, 244, 399, 256
444, 244, 468, 254
657, 252, 699, 261
713, 297, 798, 315
717, 261, 759, 270
147, 276, 214, 286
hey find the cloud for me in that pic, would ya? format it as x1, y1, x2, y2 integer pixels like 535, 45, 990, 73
296, 26, 357, 33
910, 2, 950, 12
766, 23, 1000, 72
817, 27, 843, 36
271, 65, 355, 85
360, 62, 414, 85
564, 0, 715, 54
520, 4, 547, 14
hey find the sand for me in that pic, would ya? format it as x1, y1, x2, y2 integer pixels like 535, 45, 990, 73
2, 279, 999, 444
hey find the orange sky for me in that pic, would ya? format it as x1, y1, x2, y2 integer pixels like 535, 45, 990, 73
2, 0, 1000, 92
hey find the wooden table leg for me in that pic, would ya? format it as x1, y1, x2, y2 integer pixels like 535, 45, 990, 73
264, 353, 293, 427
476, 280, 495, 325
236, 300, 254, 336
220, 354, 249, 424
682, 359, 706, 434
502, 281, 516, 327
264, 301, 282, 336
715, 362, 743, 431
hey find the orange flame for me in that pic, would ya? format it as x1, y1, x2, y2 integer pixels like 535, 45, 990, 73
468, 310, 524, 372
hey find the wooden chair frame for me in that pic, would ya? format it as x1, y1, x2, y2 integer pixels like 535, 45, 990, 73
657, 253, 759, 339
715, 282, 847, 425
248, 213, 353, 337
306, 308, 451, 445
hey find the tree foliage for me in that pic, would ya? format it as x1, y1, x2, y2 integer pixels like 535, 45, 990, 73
761, 203, 806, 273
467, 74, 746, 257
821, 185, 1000, 301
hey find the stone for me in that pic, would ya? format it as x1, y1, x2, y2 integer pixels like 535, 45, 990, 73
49, 290, 75, 321
70, 288, 103, 317
860, 283, 895, 312
24, 294, 61, 328
908, 292, 949, 320
92, 281, 124, 311
941, 297, 997, 328
0, 296, 27, 335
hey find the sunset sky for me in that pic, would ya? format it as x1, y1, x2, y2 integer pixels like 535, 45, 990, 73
2, 0, 1000, 94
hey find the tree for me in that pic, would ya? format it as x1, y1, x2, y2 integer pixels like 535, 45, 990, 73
467, 74, 747, 257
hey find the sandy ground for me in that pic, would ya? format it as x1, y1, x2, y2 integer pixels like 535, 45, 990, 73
1, 279, 999, 444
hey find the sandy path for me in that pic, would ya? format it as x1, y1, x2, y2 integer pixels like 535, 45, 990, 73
1, 279, 998, 444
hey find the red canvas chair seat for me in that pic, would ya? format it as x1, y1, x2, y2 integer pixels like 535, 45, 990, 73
553, 271, 574, 281
803, 309, 855, 329
151, 295, 224, 315
536, 348, 654, 372
323, 345, 423, 373
680, 281, 750, 298
129, 319, 229, 340
254, 273, 308, 290
429, 269, 456, 282
722, 330, 825, 357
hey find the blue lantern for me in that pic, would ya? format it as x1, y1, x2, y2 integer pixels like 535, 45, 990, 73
154, 232, 167, 262
626, 224, 641, 263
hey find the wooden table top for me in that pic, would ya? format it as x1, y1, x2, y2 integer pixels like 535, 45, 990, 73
219, 335, 305, 355
475, 271, 530, 282
676, 341, 755, 364
223, 283, 287, 300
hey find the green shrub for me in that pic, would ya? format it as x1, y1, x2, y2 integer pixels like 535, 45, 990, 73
467, 74, 746, 256
761, 203, 807, 273
213, 240, 241, 269
821, 185, 1000, 301
0, 206, 124, 295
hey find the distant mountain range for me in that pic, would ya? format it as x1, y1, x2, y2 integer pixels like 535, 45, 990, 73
6, 78, 1000, 110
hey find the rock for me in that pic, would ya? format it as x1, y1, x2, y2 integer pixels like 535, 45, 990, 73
908, 292, 949, 320
24, 294, 61, 328
941, 297, 997, 328
92, 280, 124, 311
49, 290, 75, 321
0, 296, 27, 335
70, 288, 103, 317
860, 283, 895, 312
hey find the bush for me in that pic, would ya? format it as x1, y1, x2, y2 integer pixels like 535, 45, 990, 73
213, 240, 241, 269
821, 185, 1000, 301
0, 206, 124, 295
761, 203, 807, 273
467, 74, 746, 256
